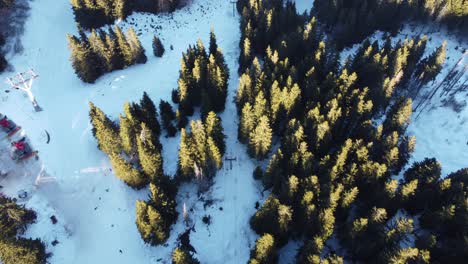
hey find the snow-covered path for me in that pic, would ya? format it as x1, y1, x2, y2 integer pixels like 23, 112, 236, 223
0, 0, 261, 263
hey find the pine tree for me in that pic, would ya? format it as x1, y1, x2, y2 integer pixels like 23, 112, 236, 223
137, 123, 163, 182
140, 92, 161, 137
152, 36, 165, 57
239, 103, 255, 143
109, 153, 148, 188
204, 111, 225, 155
113, 0, 130, 20
127, 27, 147, 64
250, 195, 292, 242
89, 102, 122, 155
248, 233, 277, 264
67, 34, 103, 83
135, 200, 168, 245
114, 26, 133, 66
119, 114, 136, 156
248, 115, 272, 160
159, 100, 177, 137
0, 238, 47, 264
177, 128, 193, 180
172, 247, 200, 264
209, 28, 218, 56
415, 41, 447, 85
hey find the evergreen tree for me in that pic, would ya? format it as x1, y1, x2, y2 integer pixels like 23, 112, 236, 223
172, 247, 200, 264
153, 36, 165, 57
0, 238, 47, 264
115, 25, 134, 66
89, 102, 122, 155
159, 100, 177, 137
248, 233, 277, 264
113, 0, 130, 20
177, 128, 194, 181
137, 123, 163, 182
248, 115, 272, 160
67, 34, 103, 83
204, 111, 225, 155
135, 200, 168, 245
209, 28, 218, 56
139, 92, 161, 137
127, 27, 147, 64
110, 153, 148, 188
0, 196, 47, 264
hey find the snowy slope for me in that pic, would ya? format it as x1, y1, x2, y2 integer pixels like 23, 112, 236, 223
0, 0, 262, 263
293, 0, 314, 14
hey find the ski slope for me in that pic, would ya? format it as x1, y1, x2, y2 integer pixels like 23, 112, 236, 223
0, 0, 261, 263
0, 0, 466, 263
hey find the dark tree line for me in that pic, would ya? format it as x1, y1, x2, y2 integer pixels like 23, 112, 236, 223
172, 30, 230, 128
0, 33, 7, 73
67, 26, 147, 83
70, 0, 180, 29
235, 1, 463, 263
89, 92, 177, 245
0, 0, 14, 9
0, 196, 48, 264
313, 0, 468, 49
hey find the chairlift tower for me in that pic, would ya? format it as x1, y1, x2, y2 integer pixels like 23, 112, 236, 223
230, 0, 237, 16
6, 68, 42, 112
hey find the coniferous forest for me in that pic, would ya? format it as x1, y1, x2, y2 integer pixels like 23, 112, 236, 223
67, 26, 147, 83
0, 1, 13, 73
0, 196, 47, 264
313, 0, 468, 48
70, 0, 181, 29
2, 0, 466, 263
235, 0, 466, 263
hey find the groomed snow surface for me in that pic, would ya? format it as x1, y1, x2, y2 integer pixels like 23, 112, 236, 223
0, 0, 466, 263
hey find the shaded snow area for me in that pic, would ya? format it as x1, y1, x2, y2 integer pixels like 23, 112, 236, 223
0, 0, 263, 263
341, 23, 468, 176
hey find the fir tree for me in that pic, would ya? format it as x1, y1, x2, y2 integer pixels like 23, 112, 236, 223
248, 115, 272, 160
159, 100, 177, 137
204, 111, 226, 155
109, 153, 148, 189
139, 92, 161, 137
153, 36, 165, 57
127, 27, 147, 64
89, 102, 122, 155
248, 233, 277, 264
135, 200, 168, 245
137, 123, 163, 182
114, 26, 133, 66
172, 247, 200, 264
67, 34, 103, 83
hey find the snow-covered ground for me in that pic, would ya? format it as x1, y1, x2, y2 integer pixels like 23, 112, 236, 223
0, 0, 466, 263
0, 0, 262, 263
293, 0, 313, 14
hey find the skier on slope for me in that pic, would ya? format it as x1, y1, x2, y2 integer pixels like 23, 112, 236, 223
0, 114, 17, 133
11, 137, 31, 161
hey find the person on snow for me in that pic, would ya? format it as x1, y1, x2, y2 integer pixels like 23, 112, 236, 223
11, 137, 31, 160
0, 115, 16, 133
